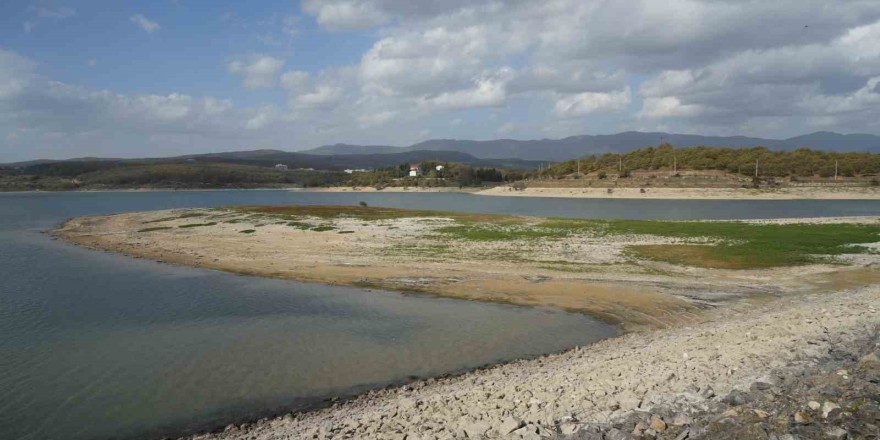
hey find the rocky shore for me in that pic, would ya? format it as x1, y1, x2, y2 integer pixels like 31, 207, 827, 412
186, 287, 878, 440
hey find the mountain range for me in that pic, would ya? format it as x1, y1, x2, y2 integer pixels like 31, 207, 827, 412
4, 131, 880, 169
302, 131, 880, 162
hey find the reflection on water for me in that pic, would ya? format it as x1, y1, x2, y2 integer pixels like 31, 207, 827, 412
2, 191, 879, 440
0, 192, 625, 440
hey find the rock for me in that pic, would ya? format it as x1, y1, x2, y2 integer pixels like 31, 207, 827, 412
603, 428, 633, 440
822, 401, 841, 418
649, 414, 667, 432
700, 386, 715, 399
499, 417, 523, 435
808, 401, 822, 410
632, 421, 648, 436
721, 390, 752, 406
858, 352, 880, 368
753, 409, 769, 419
671, 413, 693, 426
750, 381, 773, 392
674, 429, 690, 440
824, 427, 848, 440
794, 411, 812, 424
559, 422, 581, 435
463, 421, 490, 438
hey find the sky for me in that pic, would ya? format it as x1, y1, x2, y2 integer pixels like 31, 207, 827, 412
2, 1, 880, 162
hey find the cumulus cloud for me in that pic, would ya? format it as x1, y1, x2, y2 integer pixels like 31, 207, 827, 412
6, 1, 880, 160
228, 56, 285, 89
554, 87, 632, 117
130, 14, 160, 33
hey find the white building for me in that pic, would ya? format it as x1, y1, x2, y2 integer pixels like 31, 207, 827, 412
275, 164, 288, 171
435, 165, 445, 171
409, 164, 421, 177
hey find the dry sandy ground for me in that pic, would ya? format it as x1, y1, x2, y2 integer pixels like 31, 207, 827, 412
54, 209, 880, 332
476, 186, 880, 200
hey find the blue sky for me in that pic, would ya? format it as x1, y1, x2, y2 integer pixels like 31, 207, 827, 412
2, 0, 880, 161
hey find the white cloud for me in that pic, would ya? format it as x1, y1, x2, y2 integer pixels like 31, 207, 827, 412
294, 85, 344, 109
418, 76, 509, 111
228, 56, 285, 89
554, 87, 632, 117
130, 14, 161, 33
301, 0, 391, 30
280, 71, 310, 91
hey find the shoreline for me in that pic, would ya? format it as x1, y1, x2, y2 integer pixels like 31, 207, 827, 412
51, 208, 880, 439
190, 287, 879, 440
475, 185, 880, 200
6, 185, 880, 200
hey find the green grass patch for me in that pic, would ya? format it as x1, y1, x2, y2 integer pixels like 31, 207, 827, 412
612, 221, 880, 269
338, 230, 355, 234
310, 225, 336, 232
137, 226, 173, 232
287, 221, 312, 230
437, 224, 568, 241
239, 229, 256, 234
178, 222, 217, 229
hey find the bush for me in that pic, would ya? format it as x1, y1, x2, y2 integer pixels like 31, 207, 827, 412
597, 171, 607, 179
359, 201, 368, 207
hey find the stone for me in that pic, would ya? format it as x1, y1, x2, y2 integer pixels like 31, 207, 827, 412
674, 429, 690, 440
463, 421, 490, 438
858, 352, 880, 368
559, 422, 581, 435
753, 409, 769, 419
671, 413, 693, 426
808, 401, 822, 411
794, 411, 812, 424
721, 390, 752, 406
499, 417, 523, 435
603, 428, 633, 440
822, 401, 841, 418
750, 381, 773, 392
650, 414, 667, 432
824, 427, 848, 440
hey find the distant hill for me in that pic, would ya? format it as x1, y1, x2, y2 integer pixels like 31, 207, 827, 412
1, 149, 542, 177
303, 143, 402, 155
299, 131, 880, 161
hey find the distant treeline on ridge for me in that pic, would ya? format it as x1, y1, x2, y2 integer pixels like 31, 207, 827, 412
541, 144, 880, 178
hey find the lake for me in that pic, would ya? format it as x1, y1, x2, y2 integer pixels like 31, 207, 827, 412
2, 190, 879, 440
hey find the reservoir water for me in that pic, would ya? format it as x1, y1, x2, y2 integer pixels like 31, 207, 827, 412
2, 191, 880, 440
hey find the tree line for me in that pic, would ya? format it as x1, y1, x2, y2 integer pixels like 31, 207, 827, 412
536, 144, 880, 178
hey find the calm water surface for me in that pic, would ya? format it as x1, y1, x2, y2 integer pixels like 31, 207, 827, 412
2, 191, 879, 440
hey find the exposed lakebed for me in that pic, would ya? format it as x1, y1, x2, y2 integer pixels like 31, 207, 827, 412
3, 191, 880, 440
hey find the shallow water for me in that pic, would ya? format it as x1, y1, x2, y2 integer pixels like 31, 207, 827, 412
2, 191, 879, 440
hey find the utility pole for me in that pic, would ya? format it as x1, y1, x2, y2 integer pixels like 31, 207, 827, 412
835, 160, 839, 180
755, 159, 759, 177
619, 155, 623, 173
673, 154, 677, 175
577, 159, 581, 177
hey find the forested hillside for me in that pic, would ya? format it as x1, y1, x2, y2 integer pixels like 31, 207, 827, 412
539, 144, 880, 178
